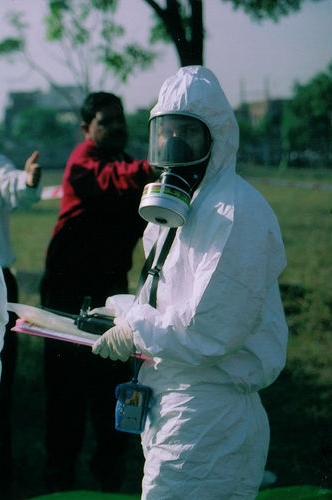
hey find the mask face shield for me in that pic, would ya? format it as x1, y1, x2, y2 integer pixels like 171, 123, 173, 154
148, 114, 211, 168
139, 114, 212, 227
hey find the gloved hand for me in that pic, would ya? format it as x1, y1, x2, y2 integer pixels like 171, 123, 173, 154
92, 317, 134, 362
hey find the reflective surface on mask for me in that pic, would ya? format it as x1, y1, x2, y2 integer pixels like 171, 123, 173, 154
148, 114, 211, 167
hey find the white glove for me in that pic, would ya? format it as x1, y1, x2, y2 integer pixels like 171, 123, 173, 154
92, 317, 134, 362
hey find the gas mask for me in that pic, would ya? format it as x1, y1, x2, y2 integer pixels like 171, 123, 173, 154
139, 113, 212, 227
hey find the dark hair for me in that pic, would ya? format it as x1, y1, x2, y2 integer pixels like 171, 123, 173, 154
80, 92, 124, 124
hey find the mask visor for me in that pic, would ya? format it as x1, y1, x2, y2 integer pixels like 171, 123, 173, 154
148, 114, 211, 168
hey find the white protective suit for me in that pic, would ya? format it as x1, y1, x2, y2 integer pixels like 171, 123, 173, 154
115, 66, 288, 499
0, 268, 8, 379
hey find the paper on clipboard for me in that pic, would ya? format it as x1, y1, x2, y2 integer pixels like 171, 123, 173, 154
7, 302, 80, 335
8, 302, 99, 346
12, 318, 98, 346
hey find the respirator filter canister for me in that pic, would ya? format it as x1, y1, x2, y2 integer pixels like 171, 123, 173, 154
139, 170, 192, 227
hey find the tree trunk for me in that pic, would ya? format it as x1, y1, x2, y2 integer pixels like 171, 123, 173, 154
145, 0, 204, 66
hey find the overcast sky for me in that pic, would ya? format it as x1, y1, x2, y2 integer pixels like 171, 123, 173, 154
0, 0, 331, 119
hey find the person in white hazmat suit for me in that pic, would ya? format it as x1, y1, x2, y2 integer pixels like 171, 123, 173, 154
0, 268, 8, 380
92, 66, 288, 499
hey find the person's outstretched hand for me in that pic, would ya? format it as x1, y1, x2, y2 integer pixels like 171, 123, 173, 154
92, 317, 134, 362
25, 150, 41, 187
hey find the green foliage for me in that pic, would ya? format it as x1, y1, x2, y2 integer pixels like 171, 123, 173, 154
0, 37, 23, 55
10, 107, 76, 147
0, 12, 26, 61
46, 0, 119, 41
127, 108, 150, 143
281, 62, 332, 159
225, 0, 303, 21
236, 105, 260, 153
100, 43, 156, 82
236, 64, 331, 166
43, 0, 157, 88
126, 108, 151, 158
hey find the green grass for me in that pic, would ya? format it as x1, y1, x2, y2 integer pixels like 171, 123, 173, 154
7, 166, 332, 498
